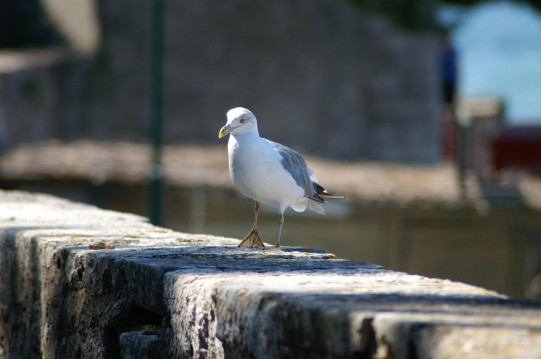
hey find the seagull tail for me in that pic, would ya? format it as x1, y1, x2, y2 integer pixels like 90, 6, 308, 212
307, 200, 325, 215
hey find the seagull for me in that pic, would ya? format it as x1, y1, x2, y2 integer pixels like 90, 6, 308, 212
218, 107, 342, 248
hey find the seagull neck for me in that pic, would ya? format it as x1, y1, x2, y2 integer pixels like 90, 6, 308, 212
232, 130, 260, 141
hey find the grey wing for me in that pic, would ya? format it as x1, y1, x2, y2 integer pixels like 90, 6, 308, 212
266, 140, 325, 203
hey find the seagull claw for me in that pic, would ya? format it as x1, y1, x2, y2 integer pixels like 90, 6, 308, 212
238, 228, 265, 248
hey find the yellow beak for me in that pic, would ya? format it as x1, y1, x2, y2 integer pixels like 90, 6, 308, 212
218, 125, 230, 139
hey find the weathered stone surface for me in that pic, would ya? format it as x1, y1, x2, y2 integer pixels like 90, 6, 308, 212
1, 189, 541, 358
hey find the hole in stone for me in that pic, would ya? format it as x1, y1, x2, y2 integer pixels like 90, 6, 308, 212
104, 301, 164, 357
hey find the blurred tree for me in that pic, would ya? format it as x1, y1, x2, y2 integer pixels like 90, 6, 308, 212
443, 0, 541, 13
349, 0, 541, 31
349, 0, 438, 31
0, 0, 61, 48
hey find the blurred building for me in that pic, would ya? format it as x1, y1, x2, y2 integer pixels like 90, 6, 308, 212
0, 0, 441, 163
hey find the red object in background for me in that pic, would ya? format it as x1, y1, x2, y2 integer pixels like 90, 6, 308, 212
492, 126, 541, 171
442, 111, 457, 161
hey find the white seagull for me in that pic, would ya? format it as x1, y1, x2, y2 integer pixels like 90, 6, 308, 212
218, 107, 342, 248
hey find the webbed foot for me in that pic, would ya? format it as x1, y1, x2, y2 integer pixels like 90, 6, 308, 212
238, 228, 265, 248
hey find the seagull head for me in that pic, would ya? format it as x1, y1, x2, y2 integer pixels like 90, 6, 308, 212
218, 107, 258, 138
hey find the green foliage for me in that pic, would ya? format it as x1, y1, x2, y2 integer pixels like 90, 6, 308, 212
348, 0, 541, 32
347, 0, 438, 32
442, 0, 541, 13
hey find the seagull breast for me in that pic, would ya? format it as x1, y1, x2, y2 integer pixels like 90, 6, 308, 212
228, 134, 304, 205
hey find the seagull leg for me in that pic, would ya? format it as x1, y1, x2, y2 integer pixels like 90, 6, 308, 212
275, 212, 284, 247
238, 201, 265, 248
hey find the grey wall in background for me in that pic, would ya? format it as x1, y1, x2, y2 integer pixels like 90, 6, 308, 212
1, 0, 442, 163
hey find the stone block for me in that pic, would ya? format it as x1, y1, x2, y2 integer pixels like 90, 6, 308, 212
1, 190, 540, 358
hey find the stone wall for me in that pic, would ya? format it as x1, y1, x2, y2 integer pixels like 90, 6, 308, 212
1, 0, 441, 163
1, 189, 541, 358
90, 0, 441, 162
0, 50, 91, 146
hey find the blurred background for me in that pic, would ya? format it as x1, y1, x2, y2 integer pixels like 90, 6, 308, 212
0, 0, 540, 299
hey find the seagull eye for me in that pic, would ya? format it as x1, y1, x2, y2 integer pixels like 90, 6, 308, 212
240, 118, 248, 124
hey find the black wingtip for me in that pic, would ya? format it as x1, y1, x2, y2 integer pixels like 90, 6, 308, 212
313, 182, 343, 200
